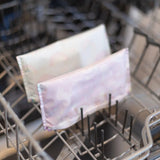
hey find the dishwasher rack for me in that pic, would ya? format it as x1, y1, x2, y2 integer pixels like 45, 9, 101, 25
0, 0, 160, 160
1, 93, 160, 160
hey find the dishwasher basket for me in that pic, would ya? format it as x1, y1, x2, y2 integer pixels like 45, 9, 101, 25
0, 0, 160, 160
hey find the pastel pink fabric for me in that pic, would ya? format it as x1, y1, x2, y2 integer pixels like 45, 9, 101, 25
38, 48, 131, 130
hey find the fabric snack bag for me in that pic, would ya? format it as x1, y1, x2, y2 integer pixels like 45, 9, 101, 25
17, 24, 111, 102
38, 48, 131, 130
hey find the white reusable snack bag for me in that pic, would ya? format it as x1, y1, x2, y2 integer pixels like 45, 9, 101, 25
38, 48, 131, 130
17, 24, 111, 102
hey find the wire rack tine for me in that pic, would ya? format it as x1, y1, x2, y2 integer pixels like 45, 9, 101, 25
0, 94, 53, 160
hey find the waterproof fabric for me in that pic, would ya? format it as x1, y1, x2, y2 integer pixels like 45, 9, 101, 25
17, 24, 111, 102
38, 48, 131, 130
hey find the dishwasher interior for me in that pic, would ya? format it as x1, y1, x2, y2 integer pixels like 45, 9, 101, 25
0, 0, 160, 160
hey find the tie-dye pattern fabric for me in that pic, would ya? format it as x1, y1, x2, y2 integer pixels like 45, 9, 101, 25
38, 48, 131, 130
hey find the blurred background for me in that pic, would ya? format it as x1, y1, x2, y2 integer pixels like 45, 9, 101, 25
0, 0, 160, 160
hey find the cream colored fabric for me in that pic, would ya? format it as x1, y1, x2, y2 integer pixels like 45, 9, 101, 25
17, 24, 111, 102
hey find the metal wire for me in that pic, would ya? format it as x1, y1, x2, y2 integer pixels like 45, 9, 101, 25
0, 0, 160, 160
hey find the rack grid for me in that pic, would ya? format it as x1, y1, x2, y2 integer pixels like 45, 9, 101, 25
0, 0, 160, 160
